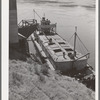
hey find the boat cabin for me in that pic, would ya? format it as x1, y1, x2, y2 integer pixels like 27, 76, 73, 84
38, 17, 56, 35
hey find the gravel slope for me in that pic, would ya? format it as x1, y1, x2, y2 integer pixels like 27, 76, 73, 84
9, 60, 95, 100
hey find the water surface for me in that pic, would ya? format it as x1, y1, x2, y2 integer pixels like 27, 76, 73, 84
17, 0, 95, 68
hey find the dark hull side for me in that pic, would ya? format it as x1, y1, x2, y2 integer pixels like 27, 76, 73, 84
55, 60, 87, 73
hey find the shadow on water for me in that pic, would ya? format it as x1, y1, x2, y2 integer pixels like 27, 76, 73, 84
81, 5, 95, 9
59, 5, 78, 8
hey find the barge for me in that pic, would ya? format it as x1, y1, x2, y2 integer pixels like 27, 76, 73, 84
18, 11, 95, 90
32, 16, 90, 74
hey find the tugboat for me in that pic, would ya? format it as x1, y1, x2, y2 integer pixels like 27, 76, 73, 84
32, 16, 90, 74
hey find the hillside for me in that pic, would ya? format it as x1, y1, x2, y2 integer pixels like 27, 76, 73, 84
9, 59, 95, 100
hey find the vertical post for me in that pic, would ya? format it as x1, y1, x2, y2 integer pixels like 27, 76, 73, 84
34, 9, 35, 19
44, 13, 45, 17
74, 26, 77, 57
55, 23, 57, 33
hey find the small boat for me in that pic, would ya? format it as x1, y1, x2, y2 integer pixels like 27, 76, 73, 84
32, 16, 90, 74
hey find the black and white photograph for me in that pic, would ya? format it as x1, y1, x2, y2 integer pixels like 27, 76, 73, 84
7, 0, 97, 100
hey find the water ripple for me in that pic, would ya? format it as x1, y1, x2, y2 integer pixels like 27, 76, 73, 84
59, 5, 78, 8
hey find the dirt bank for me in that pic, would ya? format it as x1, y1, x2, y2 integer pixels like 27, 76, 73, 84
9, 59, 95, 100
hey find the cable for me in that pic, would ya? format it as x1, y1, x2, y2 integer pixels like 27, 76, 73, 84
77, 35, 89, 52
33, 9, 41, 19
67, 33, 74, 43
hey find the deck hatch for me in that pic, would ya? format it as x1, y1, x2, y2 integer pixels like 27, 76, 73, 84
53, 49, 62, 53
65, 48, 73, 51
58, 42, 65, 44
49, 43, 55, 45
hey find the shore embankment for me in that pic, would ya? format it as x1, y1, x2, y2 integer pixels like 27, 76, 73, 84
9, 47, 95, 100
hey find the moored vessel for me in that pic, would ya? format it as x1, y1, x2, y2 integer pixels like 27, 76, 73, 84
32, 16, 90, 74
18, 10, 95, 90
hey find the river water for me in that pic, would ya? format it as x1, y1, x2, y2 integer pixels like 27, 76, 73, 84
17, 0, 95, 68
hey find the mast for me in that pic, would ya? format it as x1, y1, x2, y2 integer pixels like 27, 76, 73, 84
34, 9, 35, 19
55, 27, 56, 33
43, 13, 45, 17
33, 9, 41, 19
74, 26, 77, 57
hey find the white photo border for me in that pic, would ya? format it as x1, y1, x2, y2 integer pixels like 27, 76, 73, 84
1, 0, 98, 100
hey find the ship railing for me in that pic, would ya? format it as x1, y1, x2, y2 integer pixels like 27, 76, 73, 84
38, 24, 56, 29
75, 53, 90, 61
86, 63, 95, 74
18, 19, 38, 28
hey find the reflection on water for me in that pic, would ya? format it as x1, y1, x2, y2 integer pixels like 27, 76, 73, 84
17, 0, 95, 68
